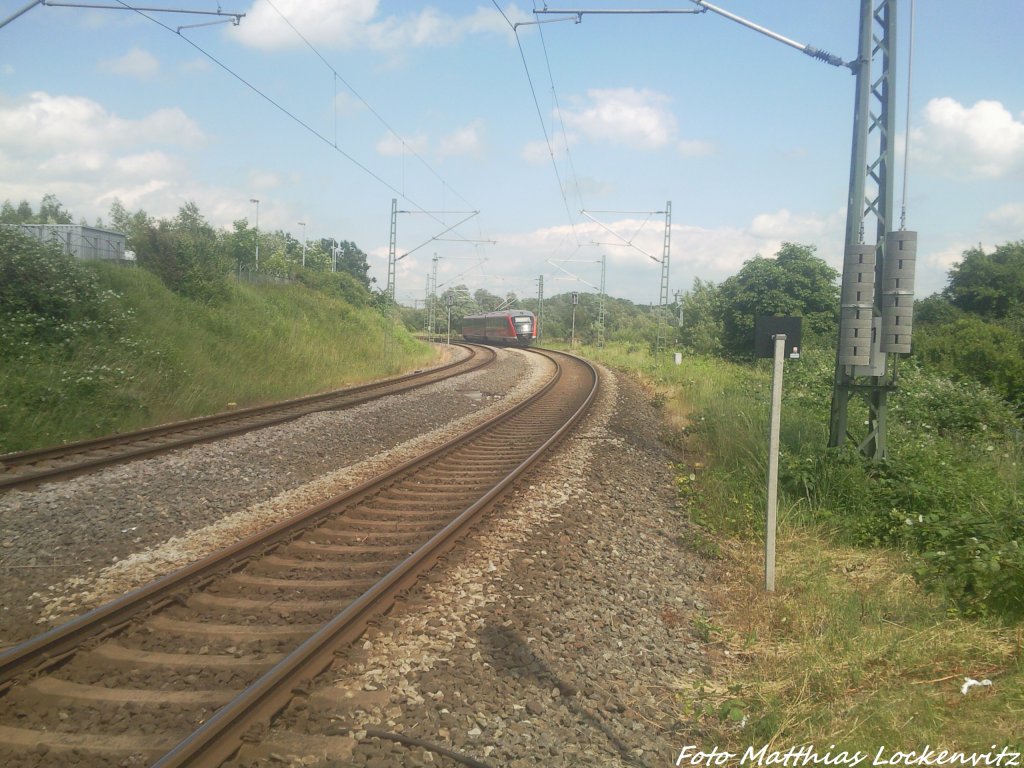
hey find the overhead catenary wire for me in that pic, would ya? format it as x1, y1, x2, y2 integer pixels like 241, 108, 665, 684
106, 0, 476, 240
491, 0, 582, 249
535, 3, 587, 222
260, 0, 478, 217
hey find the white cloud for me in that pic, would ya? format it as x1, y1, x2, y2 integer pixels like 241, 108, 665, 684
38, 150, 107, 174
98, 47, 160, 79
0, 92, 203, 152
180, 57, 210, 74
438, 120, 484, 157
520, 132, 577, 165
95, 179, 172, 212
233, 0, 377, 50
0, 91, 203, 222
232, 0, 521, 51
912, 97, 1024, 179
985, 201, 1024, 231
561, 88, 678, 150
248, 170, 284, 191
375, 131, 428, 157
520, 139, 550, 165
677, 139, 714, 157
113, 151, 177, 178
918, 241, 967, 293
749, 208, 834, 241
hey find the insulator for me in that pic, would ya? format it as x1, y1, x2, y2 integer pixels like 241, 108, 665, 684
840, 243, 876, 308
839, 243, 876, 366
880, 231, 917, 353
838, 306, 874, 367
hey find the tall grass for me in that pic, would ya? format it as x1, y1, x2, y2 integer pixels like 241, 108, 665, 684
582, 342, 1024, 751
1, 264, 435, 452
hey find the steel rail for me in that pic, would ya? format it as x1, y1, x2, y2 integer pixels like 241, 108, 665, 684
152, 349, 599, 767
0, 349, 584, 695
0, 344, 491, 490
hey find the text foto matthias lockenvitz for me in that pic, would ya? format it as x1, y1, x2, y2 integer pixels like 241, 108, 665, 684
676, 745, 1022, 767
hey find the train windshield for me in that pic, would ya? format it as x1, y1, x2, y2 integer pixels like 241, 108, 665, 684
513, 316, 532, 328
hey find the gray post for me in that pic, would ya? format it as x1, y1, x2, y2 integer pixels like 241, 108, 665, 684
765, 334, 786, 592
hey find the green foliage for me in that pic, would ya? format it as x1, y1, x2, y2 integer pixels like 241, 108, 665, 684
1, 226, 108, 328
1, 259, 432, 452
1, 228, 152, 446
677, 277, 723, 355
946, 241, 1024, 320
133, 202, 231, 303
593, 339, 1024, 620
773, 353, 1024, 619
0, 194, 74, 225
333, 240, 372, 288
295, 268, 369, 308
912, 302, 1024, 409
717, 243, 839, 357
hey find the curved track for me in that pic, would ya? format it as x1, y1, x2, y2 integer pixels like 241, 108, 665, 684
0, 344, 493, 491
0, 349, 598, 768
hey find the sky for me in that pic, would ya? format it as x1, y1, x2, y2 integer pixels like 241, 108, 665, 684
1, 1, 1022, 307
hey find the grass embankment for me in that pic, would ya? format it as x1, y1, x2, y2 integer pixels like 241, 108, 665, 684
584, 343, 1023, 754
1, 263, 435, 453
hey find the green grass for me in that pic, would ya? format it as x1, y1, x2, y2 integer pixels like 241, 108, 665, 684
581, 341, 1024, 752
1, 263, 435, 452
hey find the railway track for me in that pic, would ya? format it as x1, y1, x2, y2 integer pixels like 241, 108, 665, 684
0, 348, 598, 767
0, 344, 493, 492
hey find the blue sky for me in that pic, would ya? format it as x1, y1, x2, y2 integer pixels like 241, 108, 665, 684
2, 1, 1022, 306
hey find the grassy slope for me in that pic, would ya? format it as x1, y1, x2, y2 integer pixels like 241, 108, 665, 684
1, 264, 436, 452
583, 342, 1023, 753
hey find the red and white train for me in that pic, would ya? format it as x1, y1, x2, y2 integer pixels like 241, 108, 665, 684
461, 310, 537, 347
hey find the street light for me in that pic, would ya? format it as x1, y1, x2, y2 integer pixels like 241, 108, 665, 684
249, 198, 260, 271
297, 221, 306, 267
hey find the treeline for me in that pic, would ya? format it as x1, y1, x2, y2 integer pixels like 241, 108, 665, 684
431, 238, 1024, 415
1, 195, 376, 306
408, 242, 843, 356
912, 242, 1024, 409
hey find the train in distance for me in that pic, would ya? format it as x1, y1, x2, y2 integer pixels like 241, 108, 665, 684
461, 310, 537, 347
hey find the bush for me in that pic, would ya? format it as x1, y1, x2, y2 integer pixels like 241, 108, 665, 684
912, 313, 1024, 409
1, 226, 107, 326
777, 358, 1024, 618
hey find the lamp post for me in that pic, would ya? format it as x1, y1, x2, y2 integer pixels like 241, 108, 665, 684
297, 221, 306, 267
249, 198, 260, 271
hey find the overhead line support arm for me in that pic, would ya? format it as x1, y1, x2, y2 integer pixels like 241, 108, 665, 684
686, 0, 850, 69
535, 1, 850, 69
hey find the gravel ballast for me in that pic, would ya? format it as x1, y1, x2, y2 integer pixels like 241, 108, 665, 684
0, 347, 549, 646
237, 362, 715, 767
1, 350, 719, 767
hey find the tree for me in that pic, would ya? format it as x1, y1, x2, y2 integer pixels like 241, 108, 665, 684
0, 201, 22, 223
913, 313, 1024, 408
107, 199, 151, 251
473, 288, 503, 311
134, 202, 229, 302
717, 242, 839, 356
37, 193, 74, 225
221, 219, 255, 273
945, 241, 1024, 320
334, 240, 372, 288
678, 277, 723, 354
1, 196, 75, 225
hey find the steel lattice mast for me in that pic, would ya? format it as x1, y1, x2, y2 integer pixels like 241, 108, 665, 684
386, 198, 398, 304
828, 0, 900, 459
536, 274, 544, 345
655, 201, 672, 359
